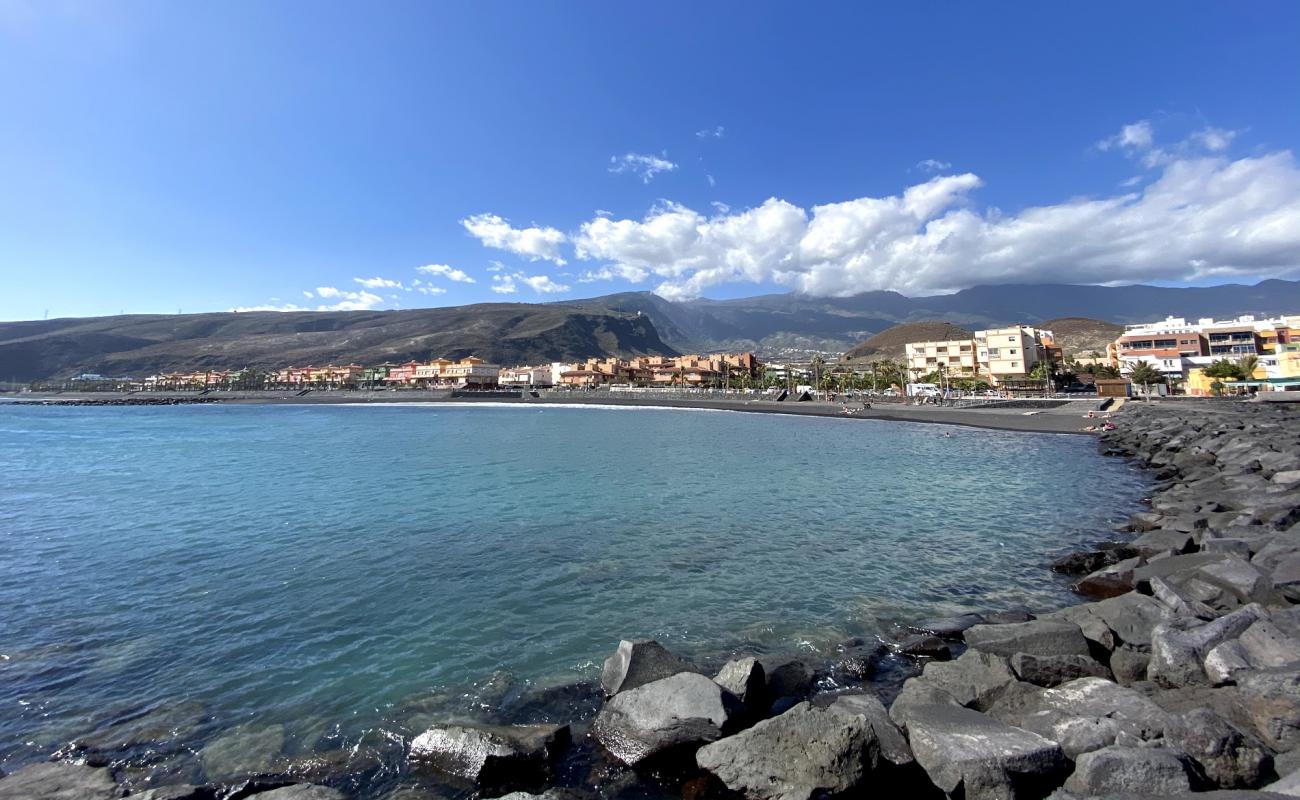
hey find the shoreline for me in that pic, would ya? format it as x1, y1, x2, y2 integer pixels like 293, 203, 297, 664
5, 389, 1108, 435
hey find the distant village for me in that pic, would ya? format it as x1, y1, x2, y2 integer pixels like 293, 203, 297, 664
54, 313, 1300, 397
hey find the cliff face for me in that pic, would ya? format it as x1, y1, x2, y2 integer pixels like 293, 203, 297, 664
0, 304, 679, 380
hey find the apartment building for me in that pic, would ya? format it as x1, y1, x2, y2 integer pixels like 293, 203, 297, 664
905, 339, 978, 378
1114, 315, 1300, 382
975, 325, 1056, 383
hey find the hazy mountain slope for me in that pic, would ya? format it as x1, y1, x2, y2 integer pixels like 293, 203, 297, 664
0, 304, 678, 381
842, 322, 975, 361
1042, 317, 1125, 357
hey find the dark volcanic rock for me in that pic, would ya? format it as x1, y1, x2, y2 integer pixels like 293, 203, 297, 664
592, 672, 739, 767
408, 722, 569, 788
1062, 745, 1193, 795
894, 634, 952, 661
695, 695, 912, 800
963, 619, 1091, 659
249, 787, 346, 800
599, 639, 697, 697
907, 613, 985, 639
1235, 667, 1300, 751
763, 658, 816, 712
0, 763, 122, 800
1009, 652, 1111, 687
905, 704, 1067, 800
1165, 707, 1273, 790
713, 657, 766, 712
907, 650, 1017, 711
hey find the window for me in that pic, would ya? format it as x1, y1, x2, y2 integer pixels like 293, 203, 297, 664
1011, 361, 1019, 367
987, 348, 1000, 357
1007, 336, 1016, 342
1009, 349, 1017, 355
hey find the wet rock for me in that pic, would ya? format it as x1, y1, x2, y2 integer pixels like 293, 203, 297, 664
1062, 745, 1193, 796
695, 695, 911, 800
1009, 653, 1111, 687
983, 609, 1036, 625
905, 704, 1067, 800
763, 658, 816, 712
591, 672, 738, 767
963, 619, 1090, 659
599, 640, 696, 697
1164, 707, 1273, 790
131, 786, 216, 800
1073, 562, 1139, 600
830, 641, 887, 684
199, 724, 286, 781
408, 722, 568, 788
907, 613, 985, 639
0, 763, 122, 800
894, 634, 951, 661
1014, 677, 1169, 759
713, 657, 766, 711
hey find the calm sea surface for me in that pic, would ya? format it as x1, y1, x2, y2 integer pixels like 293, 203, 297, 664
0, 403, 1143, 785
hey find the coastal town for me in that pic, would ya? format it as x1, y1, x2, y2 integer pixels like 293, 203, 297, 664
48, 312, 1300, 399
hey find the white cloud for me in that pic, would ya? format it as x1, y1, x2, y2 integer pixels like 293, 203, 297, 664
415, 263, 476, 283
567, 144, 1300, 298
353, 276, 405, 290
1097, 119, 1243, 169
609, 152, 678, 183
490, 274, 517, 294
231, 303, 307, 312
310, 286, 383, 310
696, 126, 725, 139
706, 174, 717, 187
302, 290, 314, 299
415, 285, 446, 296
461, 213, 567, 265
486, 260, 505, 273
518, 272, 570, 294
577, 265, 650, 284
1119, 175, 1143, 188
916, 159, 952, 173
1192, 127, 1238, 152
1098, 120, 1155, 153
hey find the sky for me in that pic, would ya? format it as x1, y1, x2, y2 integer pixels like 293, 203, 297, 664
2, 2, 1300, 320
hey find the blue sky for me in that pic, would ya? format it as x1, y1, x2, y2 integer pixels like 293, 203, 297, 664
2, 2, 1299, 320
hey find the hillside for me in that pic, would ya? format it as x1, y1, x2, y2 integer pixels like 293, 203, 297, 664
0, 304, 677, 381
842, 322, 975, 362
1041, 317, 1125, 357
582, 279, 1300, 356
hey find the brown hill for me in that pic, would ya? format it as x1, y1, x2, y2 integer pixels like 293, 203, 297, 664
841, 321, 974, 362
1042, 317, 1123, 358
0, 303, 678, 381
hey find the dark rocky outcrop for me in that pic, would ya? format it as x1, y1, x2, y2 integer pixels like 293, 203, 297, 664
408, 722, 569, 788
0, 763, 122, 800
591, 672, 739, 767
599, 639, 698, 697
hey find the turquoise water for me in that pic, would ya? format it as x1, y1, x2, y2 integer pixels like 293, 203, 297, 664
0, 403, 1142, 787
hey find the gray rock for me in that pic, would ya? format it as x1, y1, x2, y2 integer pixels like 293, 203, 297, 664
1016, 677, 1169, 759
592, 672, 738, 766
0, 763, 122, 800
1236, 667, 1300, 751
713, 657, 766, 710
408, 722, 568, 786
1198, 558, 1286, 606
887, 681, 959, 732
599, 639, 696, 696
1062, 745, 1192, 795
905, 704, 1067, 800
695, 696, 911, 800
1164, 707, 1272, 790
1202, 538, 1255, 559
964, 619, 1090, 659
1148, 603, 1270, 688
1074, 559, 1141, 599
1150, 575, 1217, 620
1264, 767, 1300, 797
131, 787, 213, 800
1108, 645, 1151, 685
1134, 552, 1237, 584
252, 787, 346, 800
894, 634, 951, 660
763, 658, 816, 707
1133, 529, 1195, 557
908, 613, 986, 639
1275, 554, 1300, 602
1204, 639, 1254, 685
911, 649, 1016, 711
1010, 653, 1111, 687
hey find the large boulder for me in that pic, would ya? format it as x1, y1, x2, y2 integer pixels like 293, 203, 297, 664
600, 640, 696, 696
592, 672, 739, 766
1164, 707, 1273, 790
1236, 667, 1300, 751
694, 695, 911, 800
409, 723, 568, 787
199, 724, 286, 780
963, 619, 1090, 659
1013, 677, 1169, 759
1062, 745, 1193, 796
1148, 603, 1270, 688
252, 787, 346, 800
131, 787, 213, 800
907, 613, 986, 639
0, 763, 122, 800
905, 704, 1067, 800
763, 658, 817, 712
907, 649, 1017, 711
1009, 653, 1111, 687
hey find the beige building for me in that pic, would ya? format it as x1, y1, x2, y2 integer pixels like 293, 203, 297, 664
905, 339, 978, 378
975, 325, 1055, 383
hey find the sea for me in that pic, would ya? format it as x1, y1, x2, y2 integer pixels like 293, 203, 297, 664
0, 402, 1145, 794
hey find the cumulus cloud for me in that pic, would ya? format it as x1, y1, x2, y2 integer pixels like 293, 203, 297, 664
1098, 120, 1155, 153
567, 142, 1300, 298
312, 287, 383, 311
490, 274, 517, 294
1097, 119, 1242, 169
577, 265, 650, 284
461, 213, 567, 265
696, 126, 725, 139
415, 285, 446, 296
916, 159, 952, 173
415, 263, 476, 283
1192, 127, 1238, 152
353, 276, 405, 289
609, 152, 678, 183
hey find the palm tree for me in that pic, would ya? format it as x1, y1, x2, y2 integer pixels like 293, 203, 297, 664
810, 355, 826, 399
1125, 361, 1164, 398
1237, 355, 1260, 381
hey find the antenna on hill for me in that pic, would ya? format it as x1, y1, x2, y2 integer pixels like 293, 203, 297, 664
43, 309, 48, 319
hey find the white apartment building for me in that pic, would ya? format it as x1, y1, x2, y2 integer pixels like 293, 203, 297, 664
905, 339, 978, 377
975, 325, 1055, 383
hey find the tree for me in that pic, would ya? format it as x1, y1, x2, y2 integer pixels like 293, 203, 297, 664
810, 355, 826, 398
1237, 355, 1260, 380
1202, 359, 1244, 380
1125, 361, 1165, 397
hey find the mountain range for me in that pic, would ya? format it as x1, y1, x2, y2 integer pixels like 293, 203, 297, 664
4, 279, 1299, 381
